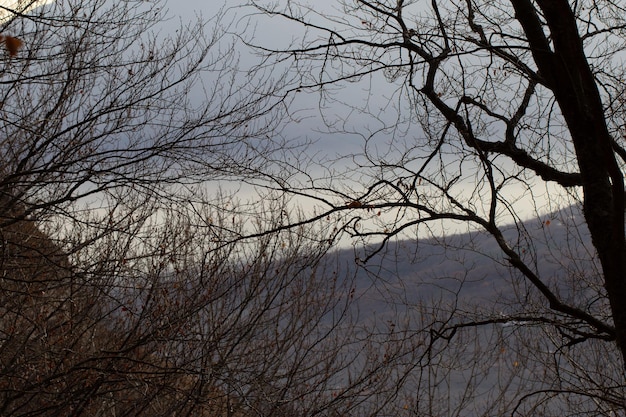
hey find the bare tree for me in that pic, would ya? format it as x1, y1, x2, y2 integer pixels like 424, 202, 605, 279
233, 0, 626, 414
5, 0, 626, 414
0, 192, 350, 416
0, 0, 291, 225
0, 1, 433, 416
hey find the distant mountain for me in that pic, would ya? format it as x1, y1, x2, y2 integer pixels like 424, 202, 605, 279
314, 204, 613, 415
325, 203, 599, 321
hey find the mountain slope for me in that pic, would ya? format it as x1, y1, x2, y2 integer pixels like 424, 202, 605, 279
329, 203, 602, 323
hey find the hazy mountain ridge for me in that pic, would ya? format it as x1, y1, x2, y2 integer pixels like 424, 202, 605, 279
327, 203, 599, 320
314, 205, 610, 415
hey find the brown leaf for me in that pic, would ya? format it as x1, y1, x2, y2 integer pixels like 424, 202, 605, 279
3, 36, 23, 56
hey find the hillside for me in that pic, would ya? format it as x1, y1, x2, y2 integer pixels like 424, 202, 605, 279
0, 202, 614, 416
314, 204, 617, 415
330, 203, 600, 321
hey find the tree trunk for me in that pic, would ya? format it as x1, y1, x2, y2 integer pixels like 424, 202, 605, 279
512, 0, 626, 365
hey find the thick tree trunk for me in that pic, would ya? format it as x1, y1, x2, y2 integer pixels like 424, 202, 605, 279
512, 0, 626, 365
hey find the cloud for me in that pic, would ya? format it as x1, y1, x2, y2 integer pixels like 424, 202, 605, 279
0, 0, 54, 23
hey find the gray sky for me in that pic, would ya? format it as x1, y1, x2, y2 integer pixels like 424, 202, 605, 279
5, 0, 558, 233
0, 0, 54, 22
174, 0, 553, 229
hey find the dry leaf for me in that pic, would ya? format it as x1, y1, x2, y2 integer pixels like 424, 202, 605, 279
0, 35, 23, 56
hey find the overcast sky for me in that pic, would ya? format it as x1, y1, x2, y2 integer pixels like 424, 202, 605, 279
0, 0, 54, 22
0, 0, 552, 231
159, 0, 547, 227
